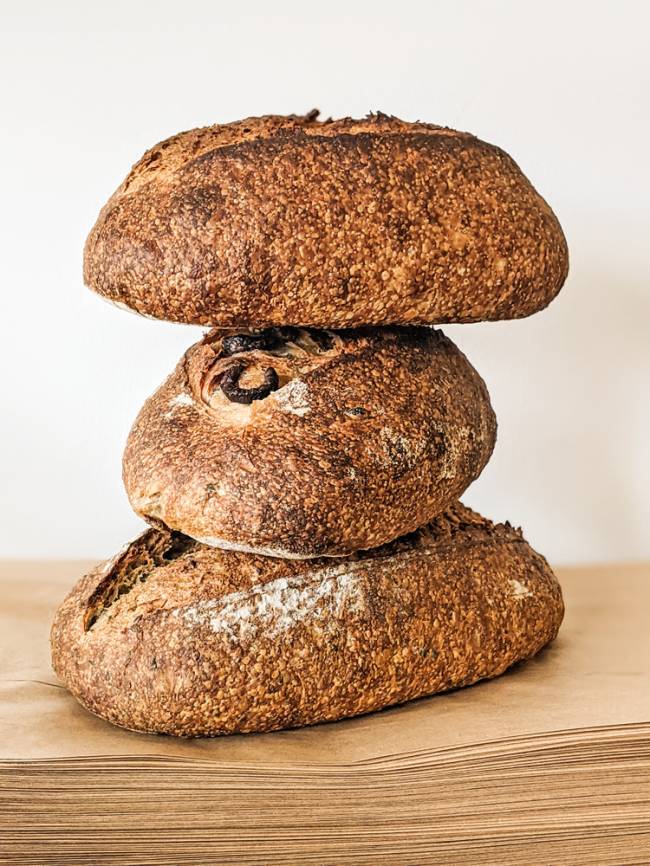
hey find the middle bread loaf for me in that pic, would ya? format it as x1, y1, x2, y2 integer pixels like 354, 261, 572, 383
123, 326, 496, 558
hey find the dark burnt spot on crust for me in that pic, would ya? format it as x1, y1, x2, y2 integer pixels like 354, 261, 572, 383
219, 362, 280, 404
431, 430, 448, 459
221, 331, 278, 356
220, 327, 333, 358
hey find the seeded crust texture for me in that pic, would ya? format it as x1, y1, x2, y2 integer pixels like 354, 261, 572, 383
50, 503, 564, 737
84, 112, 569, 328
122, 327, 497, 558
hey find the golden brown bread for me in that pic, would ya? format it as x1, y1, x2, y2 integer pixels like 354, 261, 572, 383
84, 112, 568, 328
50, 503, 564, 737
122, 326, 496, 558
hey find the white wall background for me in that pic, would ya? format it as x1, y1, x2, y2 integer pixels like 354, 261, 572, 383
1, 0, 648, 563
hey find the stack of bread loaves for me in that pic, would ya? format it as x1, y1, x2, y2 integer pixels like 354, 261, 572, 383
51, 113, 569, 736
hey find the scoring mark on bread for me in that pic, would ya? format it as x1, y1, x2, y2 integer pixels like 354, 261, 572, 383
84, 533, 197, 631
197, 328, 340, 423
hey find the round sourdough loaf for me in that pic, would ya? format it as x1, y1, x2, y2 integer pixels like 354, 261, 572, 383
122, 326, 497, 558
84, 112, 568, 328
50, 503, 564, 737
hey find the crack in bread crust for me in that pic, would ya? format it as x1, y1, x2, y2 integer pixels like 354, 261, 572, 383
83, 532, 198, 631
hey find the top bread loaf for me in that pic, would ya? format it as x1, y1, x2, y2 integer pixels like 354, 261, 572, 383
84, 112, 568, 328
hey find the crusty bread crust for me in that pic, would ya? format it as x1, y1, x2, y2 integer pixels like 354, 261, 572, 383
50, 503, 564, 737
84, 112, 568, 328
122, 327, 497, 558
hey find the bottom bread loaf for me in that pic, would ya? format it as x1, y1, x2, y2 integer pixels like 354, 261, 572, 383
50, 503, 564, 737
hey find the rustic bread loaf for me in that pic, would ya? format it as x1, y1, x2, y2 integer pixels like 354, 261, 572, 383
84, 112, 568, 328
122, 326, 496, 558
50, 503, 564, 737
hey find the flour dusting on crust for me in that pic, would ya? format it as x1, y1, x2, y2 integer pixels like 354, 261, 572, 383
178, 563, 367, 640
273, 379, 311, 417
377, 426, 424, 469
510, 578, 533, 599
165, 392, 195, 418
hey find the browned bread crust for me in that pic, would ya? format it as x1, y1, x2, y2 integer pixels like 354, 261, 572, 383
84, 112, 568, 328
50, 503, 564, 737
122, 327, 496, 558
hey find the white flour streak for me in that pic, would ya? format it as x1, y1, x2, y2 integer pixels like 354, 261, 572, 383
179, 563, 366, 640
273, 379, 311, 417
510, 578, 533, 599
377, 426, 422, 468
165, 392, 194, 418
